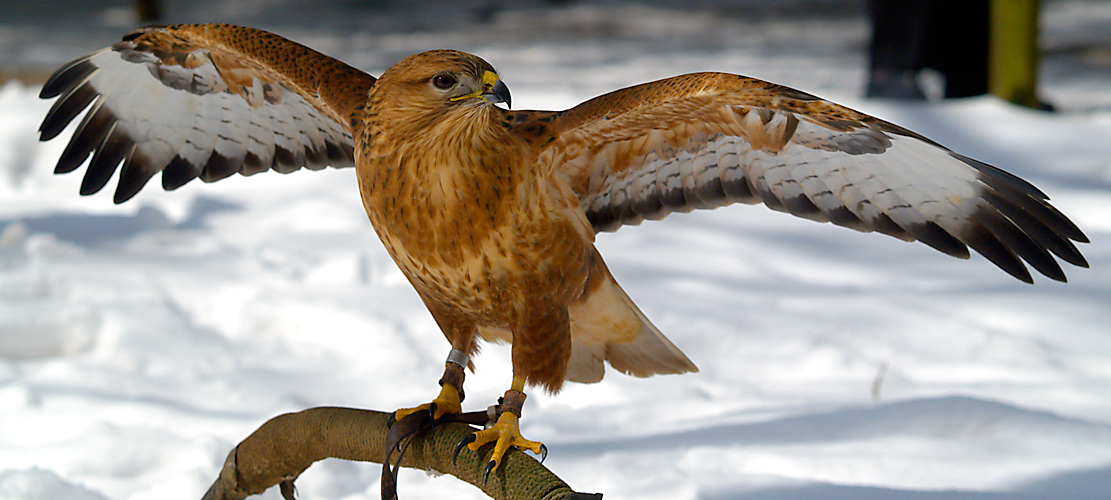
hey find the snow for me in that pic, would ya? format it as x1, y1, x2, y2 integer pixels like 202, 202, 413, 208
2, 3, 1111, 500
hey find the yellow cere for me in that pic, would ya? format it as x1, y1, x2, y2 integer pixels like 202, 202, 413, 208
481, 70, 499, 87
449, 71, 500, 102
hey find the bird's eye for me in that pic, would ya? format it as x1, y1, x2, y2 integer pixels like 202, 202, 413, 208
431, 74, 457, 90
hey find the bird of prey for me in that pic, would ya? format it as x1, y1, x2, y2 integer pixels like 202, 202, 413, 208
38, 24, 1088, 478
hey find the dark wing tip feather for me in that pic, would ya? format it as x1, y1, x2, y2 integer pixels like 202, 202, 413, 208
241, 152, 267, 176
720, 172, 756, 201
779, 193, 824, 220
39, 60, 103, 141
114, 155, 158, 203
629, 189, 667, 223
981, 189, 1089, 270
979, 170, 1089, 245
908, 221, 970, 259
824, 205, 870, 233
957, 154, 1089, 282
272, 146, 303, 174
657, 186, 688, 211
977, 201, 1067, 282
962, 223, 1035, 284
199, 152, 238, 183
41, 82, 100, 142
325, 140, 353, 164
79, 124, 132, 197
55, 100, 114, 174
866, 212, 912, 241
39, 56, 97, 100
586, 207, 621, 233
162, 156, 202, 191
688, 176, 729, 210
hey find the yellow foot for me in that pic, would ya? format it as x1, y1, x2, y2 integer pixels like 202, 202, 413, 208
393, 383, 462, 423
453, 411, 547, 483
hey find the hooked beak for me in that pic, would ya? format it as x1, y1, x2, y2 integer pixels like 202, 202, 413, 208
482, 71, 512, 109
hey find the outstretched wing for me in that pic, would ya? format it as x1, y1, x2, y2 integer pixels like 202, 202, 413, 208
38, 24, 376, 203
538, 73, 1088, 283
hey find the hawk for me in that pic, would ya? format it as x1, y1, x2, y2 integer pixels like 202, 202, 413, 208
38, 24, 1088, 478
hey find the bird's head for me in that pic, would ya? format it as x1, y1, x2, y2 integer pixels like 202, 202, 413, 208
372, 50, 511, 118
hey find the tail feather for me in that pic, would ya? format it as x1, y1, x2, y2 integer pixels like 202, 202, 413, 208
603, 278, 698, 378
565, 253, 697, 384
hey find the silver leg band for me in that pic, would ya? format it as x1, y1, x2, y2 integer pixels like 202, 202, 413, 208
445, 348, 469, 368
485, 405, 498, 428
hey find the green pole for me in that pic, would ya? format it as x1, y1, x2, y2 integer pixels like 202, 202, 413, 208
989, 0, 1042, 108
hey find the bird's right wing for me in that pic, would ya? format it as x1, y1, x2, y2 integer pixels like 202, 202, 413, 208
39, 24, 376, 203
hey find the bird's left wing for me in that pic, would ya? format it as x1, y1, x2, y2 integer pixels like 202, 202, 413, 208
535, 72, 1088, 283
39, 24, 376, 203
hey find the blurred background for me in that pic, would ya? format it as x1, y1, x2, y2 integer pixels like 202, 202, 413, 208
3, 0, 1111, 112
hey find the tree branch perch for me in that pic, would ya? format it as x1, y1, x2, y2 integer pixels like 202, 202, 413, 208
201, 407, 600, 500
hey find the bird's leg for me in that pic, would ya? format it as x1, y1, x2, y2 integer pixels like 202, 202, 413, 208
394, 349, 467, 422
455, 376, 546, 481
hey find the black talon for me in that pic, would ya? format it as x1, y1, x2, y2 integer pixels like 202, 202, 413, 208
279, 480, 297, 500
386, 412, 397, 428
453, 433, 476, 465
539, 443, 548, 464
483, 459, 497, 485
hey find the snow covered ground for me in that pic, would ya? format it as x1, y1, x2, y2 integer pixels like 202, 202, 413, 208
2, 2, 1111, 500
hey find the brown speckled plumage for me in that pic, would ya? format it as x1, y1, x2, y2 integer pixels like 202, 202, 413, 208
355, 51, 602, 391
39, 24, 1087, 399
